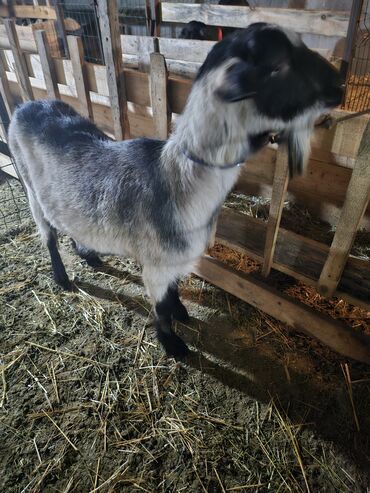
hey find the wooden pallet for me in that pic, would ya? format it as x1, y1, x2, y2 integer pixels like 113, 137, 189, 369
0, 1, 369, 364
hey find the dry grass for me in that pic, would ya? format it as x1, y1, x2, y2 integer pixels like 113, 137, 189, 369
1, 179, 370, 492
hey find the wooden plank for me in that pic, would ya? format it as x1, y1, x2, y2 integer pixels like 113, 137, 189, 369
318, 120, 370, 297
32, 20, 63, 59
34, 29, 59, 99
150, 52, 170, 139
161, 3, 349, 37
262, 146, 289, 277
0, 5, 55, 19
216, 208, 370, 307
67, 35, 92, 120
0, 56, 15, 116
4, 19, 34, 101
121, 35, 155, 72
0, 24, 37, 53
158, 37, 214, 64
97, 0, 130, 140
194, 256, 370, 364
13, 5, 57, 20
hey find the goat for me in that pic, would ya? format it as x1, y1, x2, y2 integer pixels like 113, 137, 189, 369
9, 23, 342, 358
179, 21, 210, 41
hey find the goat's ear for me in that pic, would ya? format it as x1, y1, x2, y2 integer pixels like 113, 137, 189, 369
216, 61, 257, 102
287, 127, 312, 178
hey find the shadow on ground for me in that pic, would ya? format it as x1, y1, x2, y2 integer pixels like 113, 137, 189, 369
76, 262, 370, 483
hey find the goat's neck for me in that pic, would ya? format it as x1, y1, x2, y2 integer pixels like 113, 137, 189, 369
162, 87, 248, 230
168, 81, 254, 166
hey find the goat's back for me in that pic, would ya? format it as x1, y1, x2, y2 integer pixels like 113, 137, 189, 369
8, 100, 188, 258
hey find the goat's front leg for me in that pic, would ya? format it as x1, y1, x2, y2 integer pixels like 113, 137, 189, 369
167, 283, 190, 323
143, 266, 190, 358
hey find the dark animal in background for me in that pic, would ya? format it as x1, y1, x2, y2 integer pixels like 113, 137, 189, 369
9, 23, 342, 358
179, 0, 252, 41
179, 20, 209, 40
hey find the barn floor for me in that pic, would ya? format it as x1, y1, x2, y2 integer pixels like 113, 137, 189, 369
1, 179, 370, 493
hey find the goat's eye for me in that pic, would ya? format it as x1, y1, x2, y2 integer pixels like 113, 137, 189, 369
270, 66, 281, 76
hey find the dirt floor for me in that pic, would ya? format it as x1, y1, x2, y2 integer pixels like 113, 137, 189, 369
1, 178, 370, 493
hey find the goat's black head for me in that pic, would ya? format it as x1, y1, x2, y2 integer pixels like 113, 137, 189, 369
180, 21, 208, 40
196, 23, 343, 176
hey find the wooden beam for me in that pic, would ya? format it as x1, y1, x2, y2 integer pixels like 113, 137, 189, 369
0, 5, 56, 19
150, 52, 170, 139
97, 0, 130, 140
262, 146, 289, 277
161, 3, 349, 37
0, 56, 15, 117
34, 29, 59, 99
216, 208, 370, 308
318, 120, 370, 297
4, 19, 33, 101
67, 35, 92, 120
194, 256, 370, 364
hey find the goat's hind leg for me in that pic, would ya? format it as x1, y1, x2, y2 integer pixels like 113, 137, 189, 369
71, 239, 103, 268
26, 187, 72, 290
47, 228, 73, 290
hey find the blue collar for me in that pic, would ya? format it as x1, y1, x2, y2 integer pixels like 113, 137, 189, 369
181, 148, 243, 170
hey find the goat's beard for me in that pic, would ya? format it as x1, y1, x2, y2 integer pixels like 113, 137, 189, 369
287, 126, 312, 177
272, 126, 312, 178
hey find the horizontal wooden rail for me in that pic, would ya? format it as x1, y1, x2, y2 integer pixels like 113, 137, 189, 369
195, 256, 370, 364
0, 5, 56, 20
161, 3, 349, 37
216, 208, 370, 308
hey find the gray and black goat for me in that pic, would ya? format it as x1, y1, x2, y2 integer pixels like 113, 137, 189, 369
9, 23, 343, 357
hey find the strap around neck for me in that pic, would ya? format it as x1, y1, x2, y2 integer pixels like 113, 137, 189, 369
181, 148, 243, 170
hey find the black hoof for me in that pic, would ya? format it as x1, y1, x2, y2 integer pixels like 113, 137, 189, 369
54, 276, 74, 292
173, 303, 190, 323
156, 328, 189, 359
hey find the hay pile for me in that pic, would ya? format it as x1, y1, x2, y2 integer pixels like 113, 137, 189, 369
1, 179, 370, 492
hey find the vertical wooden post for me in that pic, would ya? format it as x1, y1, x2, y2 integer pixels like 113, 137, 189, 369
4, 19, 33, 101
0, 57, 15, 117
150, 52, 170, 139
51, 0, 69, 58
34, 29, 60, 100
97, 0, 130, 141
67, 35, 93, 120
261, 146, 289, 277
318, 120, 370, 297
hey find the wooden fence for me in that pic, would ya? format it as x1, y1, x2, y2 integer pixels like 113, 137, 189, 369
1, 1, 370, 364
